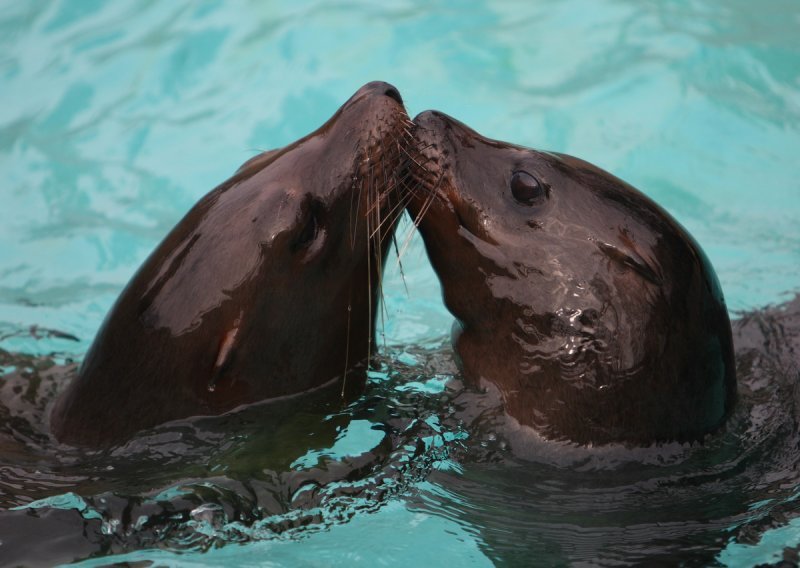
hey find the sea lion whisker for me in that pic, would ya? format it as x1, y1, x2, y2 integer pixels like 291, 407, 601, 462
397, 174, 444, 263
371, 206, 407, 240
382, 178, 422, 225
395, 223, 419, 267
394, 172, 443, 264
363, 154, 399, 216
375, 250, 389, 351
351, 175, 365, 249
365, 200, 373, 369
341, 297, 352, 399
371, 171, 417, 239
392, 232, 411, 297
397, 177, 431, 204
412, 169, 445, 227
349, 167, 359, 249
388, 183, 419, 217
374, 145, 398, 344
396, 143, 430, 174
374, 206, 411, 248
373, 161, 384, 296
384, 149, 411, 208
369, 189, 411, 240
409, 162, 446, 201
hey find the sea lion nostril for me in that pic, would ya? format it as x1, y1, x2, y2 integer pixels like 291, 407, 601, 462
383, 86, 403, 105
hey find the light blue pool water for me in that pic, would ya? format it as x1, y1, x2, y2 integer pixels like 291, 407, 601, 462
1, 1, 799, 565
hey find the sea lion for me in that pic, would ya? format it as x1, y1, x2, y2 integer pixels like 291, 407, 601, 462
407, 110, 736, 445
51, 81, 413, 447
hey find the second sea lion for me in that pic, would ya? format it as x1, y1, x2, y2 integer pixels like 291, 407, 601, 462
407, 110, 736, 445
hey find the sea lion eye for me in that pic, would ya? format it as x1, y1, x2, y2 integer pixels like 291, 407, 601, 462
510, 171, 546, 206
292, 206, 320, 250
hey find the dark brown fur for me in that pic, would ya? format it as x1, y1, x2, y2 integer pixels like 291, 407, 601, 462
52, 82, 412, 447
407, 110, 736, 445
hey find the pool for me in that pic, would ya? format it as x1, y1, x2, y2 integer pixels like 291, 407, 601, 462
1, 0, 799, 565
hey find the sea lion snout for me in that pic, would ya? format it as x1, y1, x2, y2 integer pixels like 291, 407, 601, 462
348, 81, 403, 106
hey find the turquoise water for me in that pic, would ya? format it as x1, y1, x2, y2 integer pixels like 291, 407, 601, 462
1, 0, 799, 565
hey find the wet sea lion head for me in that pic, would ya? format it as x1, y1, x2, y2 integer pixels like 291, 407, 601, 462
52, 82, 411, 447
408, 110, 736, 445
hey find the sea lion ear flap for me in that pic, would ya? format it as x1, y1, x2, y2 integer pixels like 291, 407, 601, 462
208, 310, 244, 392
235, 148, 283, 176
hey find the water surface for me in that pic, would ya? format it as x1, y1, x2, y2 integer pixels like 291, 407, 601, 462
1, 1, 799, 565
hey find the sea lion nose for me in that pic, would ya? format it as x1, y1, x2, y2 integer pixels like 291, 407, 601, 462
383, 84, 403, 105
356, 81, 403, 105
413, 110, 448, 127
